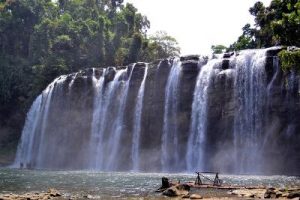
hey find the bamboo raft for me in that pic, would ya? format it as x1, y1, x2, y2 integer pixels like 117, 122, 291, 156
157, 172, 267, 192
187, 182, 266, 190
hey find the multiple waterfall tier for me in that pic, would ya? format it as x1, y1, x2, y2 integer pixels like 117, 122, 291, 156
14, 47, 300, 174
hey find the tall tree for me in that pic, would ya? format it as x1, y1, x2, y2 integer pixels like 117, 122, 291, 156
149, 31, 181, 58
211, 45, 227, 54
229, 0, 300, 50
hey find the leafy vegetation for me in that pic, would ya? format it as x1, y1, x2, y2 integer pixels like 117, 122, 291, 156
149, 31, 180, 58
0, 0, 180, 111
0, 0, 180, 156
227, 0, 300, 51
212, 0, 300, 52
278, 50, 300, 71
211, 45, 227, 54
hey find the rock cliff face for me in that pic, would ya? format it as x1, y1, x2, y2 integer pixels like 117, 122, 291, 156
13, 47, 300, 175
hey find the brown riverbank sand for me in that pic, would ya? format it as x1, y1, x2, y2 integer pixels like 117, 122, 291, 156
0, 189, 62, 200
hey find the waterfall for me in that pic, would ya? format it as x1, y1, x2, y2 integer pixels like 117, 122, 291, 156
91, 68, 128, 170
131, 65, 148, 171
14, 48, 299, 174
14, 95, 42, 168
161, 58, 181, 172
36, 76, 68, 168
104, 65, 135, 171
233, 49, 268, 174
69, 72, 78, 89
186, 59, 219, 172
89, 68, 106, 169
287, 70, 299, 98
13, 76, 68, 168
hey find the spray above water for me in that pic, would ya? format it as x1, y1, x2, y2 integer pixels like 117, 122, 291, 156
105, 65, 135, 171
132, 65, 148, 171
186, 59, 220, 172
233, 50, 268, 174
90, 67, 130, 170
89, 68, 106, 169
14, 95, 42, 168
161, 58, 182, 172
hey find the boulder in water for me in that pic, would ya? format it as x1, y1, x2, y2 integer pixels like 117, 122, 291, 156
161, 177, 170, 189
162, 184, 190, 197
156, 177, 171, 192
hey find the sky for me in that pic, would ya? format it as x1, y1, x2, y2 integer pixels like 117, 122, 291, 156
125, 0, 272, 55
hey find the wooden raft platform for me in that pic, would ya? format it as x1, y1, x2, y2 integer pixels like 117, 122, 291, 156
186, 182, 266, 190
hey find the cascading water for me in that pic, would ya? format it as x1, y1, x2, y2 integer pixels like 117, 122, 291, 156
36, 76, 69, 168
90, 67, 128, 170
186, 59, 220, 172
69, 73, 78, 89
104, 66, 135, 171
89, 68, 106, 169
14, 48, 300, 174
131, 65, 148, 171
14, 75, 69, 168
233, 49, 268, 174
14, 95, 42, 168
161, 58, 182, 172
267, 56, 280, 96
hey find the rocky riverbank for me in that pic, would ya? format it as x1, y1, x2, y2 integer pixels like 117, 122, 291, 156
229, 187, 300, 199
0, 187, 299, 200
156, 178, 300, 199
0, 189, 62, 200
161, 186, 300, 199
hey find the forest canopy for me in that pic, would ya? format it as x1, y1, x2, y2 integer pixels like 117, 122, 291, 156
1, 0, 299, 118
211, 0, 300, 53
0, 0, 180, 112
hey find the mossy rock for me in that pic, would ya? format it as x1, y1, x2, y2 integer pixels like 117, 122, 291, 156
278, 49, 300, 72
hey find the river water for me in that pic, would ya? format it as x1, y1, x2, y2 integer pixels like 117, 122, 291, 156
0, 168, 299, 198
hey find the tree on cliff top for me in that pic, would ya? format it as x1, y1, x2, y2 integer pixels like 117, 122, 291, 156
229, 0, 300, 50
0, 0, 181, 121
211, 45, 227, 54
149, 31, 181, 58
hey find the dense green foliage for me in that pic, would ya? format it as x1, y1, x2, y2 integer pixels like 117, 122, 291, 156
0, 0, 180, 112
278, 49, 300, 71
0, 0, 180, 157
149, 31, 180, 58
211, 45, 227, 54
228, 0, 300, 51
